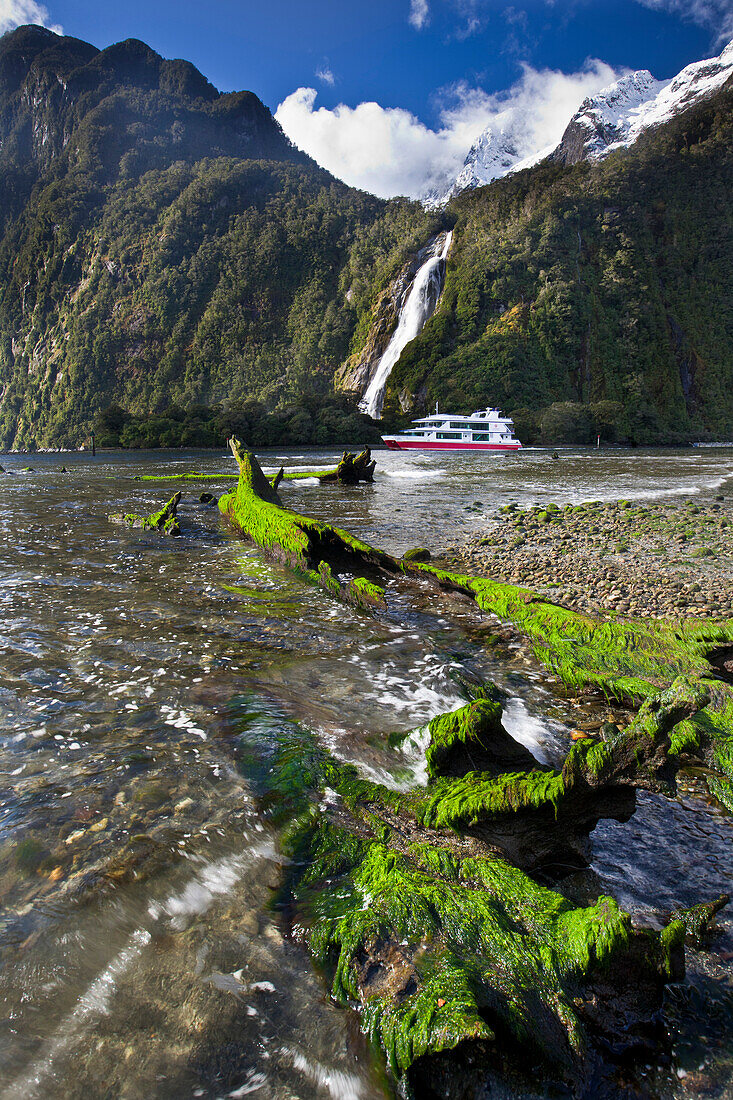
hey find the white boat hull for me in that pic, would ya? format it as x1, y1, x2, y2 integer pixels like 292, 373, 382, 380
382, 437, 521, 451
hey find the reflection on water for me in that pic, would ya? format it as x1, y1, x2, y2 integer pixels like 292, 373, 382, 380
0, 445, 732, 1097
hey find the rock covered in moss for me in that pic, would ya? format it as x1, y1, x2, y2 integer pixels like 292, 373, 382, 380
402, 547, 432, 563
393, 696, 536, 780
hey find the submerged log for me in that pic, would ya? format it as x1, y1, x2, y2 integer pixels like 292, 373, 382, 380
239, 712, 691, 1095
108, 491, 182, 535
217, 457, 733, 1092
219, 439, 396, 608
404, 677, 710, 878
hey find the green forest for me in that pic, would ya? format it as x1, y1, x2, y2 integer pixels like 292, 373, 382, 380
0, 24, 731, 449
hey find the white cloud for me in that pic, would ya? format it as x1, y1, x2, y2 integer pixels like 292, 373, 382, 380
632, 0, 733, 41
409, 0, 430, 30
275, 59, 621, 200
316, 65, 335, 86
0, 0, 63, 35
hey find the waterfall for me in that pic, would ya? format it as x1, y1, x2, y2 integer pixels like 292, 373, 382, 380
360, 231, 452, 420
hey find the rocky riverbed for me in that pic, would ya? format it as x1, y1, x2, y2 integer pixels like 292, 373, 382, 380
444, 494, 732, 619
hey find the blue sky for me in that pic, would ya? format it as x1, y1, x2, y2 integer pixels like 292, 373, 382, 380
2, 0, 731, 195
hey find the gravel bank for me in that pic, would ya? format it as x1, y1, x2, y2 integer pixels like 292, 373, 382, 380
444, 494, 732, 619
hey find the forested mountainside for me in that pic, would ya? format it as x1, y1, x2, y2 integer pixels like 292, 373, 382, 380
0, 26, 437, 449
0, 25, 730, 449
380, 80, 733, 443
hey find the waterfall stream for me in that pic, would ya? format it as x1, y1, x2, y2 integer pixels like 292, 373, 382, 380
360, 230, 452, 420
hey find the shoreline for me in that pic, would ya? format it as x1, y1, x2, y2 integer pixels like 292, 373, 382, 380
443, 491, 732, 620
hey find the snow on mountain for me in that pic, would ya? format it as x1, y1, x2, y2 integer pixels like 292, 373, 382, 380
426, 39, 733, 205
553, 38, 733, 164
423, 122, 549, 207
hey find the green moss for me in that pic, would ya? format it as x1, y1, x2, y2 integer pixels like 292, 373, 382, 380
669, 896, 730, 947
410, 677, 708, 831
108, 491, 182, 535
136, 472, 238, 481
424, 698, 502, 776
278, 745, 675, 1081
407, 564, 733, 771
219, 441, 396, 607
281, 467, 338, 481
706, 775, 733, 812
401, 547, 432, 563
351, 576, 387, 608
227, 678, 695, 1086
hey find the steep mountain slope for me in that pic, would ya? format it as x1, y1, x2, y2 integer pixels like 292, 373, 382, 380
1, 26, 730, 449
381, 81, 733, 443
0, 26, 435, 449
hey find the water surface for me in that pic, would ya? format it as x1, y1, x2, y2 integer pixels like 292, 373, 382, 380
0, 446, 731, 1098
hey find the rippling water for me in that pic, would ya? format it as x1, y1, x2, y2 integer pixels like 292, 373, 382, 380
1, 445, 732, 1098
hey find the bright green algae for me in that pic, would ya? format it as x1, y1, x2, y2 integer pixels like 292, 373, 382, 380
408, 562, 733, 703
108, 491, 182, 535
424, 697, 503, 778
218, 446, 733, 794
218, 440, 392, 608
404, 561, 733, 799
236, 713, 686, 1083
136, 472, 239, 481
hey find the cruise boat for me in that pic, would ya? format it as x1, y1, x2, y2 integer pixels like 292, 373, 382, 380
382, 407, 522, 451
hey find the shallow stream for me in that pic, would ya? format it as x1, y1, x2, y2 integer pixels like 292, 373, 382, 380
0, 445, 732, 1098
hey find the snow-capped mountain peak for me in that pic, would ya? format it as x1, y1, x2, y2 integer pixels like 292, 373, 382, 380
423, 125, 523, 207
553, 38, 733, 164
425, 38, 733, 205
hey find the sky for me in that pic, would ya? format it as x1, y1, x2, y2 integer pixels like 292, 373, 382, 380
1, 0, 731, 196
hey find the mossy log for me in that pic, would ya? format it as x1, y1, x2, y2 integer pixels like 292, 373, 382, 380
219, 439, 396, 608
404, 677, 709, 878
108, 491, 181, 535
390, 693, 537, 779
217, 479, 731, 1089
237, 713, 689, 1093
218, 449, 733, 788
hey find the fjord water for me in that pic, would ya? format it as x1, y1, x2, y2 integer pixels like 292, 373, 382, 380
1, 445, 732, 1099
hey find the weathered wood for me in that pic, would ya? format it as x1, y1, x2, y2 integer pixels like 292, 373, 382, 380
108, 491, 182, 535
219, 439, 395, 608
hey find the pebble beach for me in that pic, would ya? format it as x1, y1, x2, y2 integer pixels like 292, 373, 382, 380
444, 492, 732, 619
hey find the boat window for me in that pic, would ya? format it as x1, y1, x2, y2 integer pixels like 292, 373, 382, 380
436, 432, 462, 439
472, 433, 495, 441
449, 422, 467, 428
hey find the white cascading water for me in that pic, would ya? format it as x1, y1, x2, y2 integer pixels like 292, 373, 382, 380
360, 230, 452, 420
